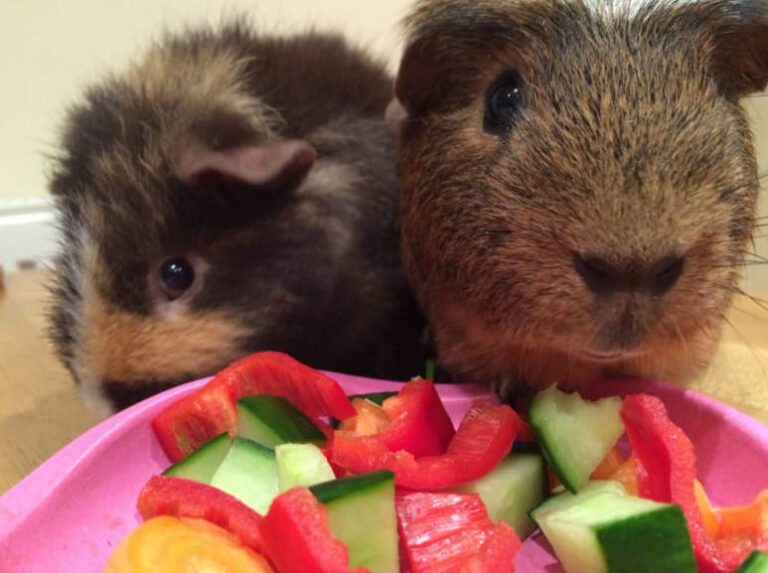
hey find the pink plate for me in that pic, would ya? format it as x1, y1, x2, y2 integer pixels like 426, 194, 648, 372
1, 374, 767, 572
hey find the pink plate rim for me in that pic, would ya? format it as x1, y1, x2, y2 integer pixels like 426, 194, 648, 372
1, 374, 767, 572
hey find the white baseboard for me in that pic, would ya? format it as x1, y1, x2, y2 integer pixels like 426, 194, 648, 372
0, 199, 58, 272
0, 197, 764, 293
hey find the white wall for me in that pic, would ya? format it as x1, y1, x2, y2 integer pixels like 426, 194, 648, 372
0, 0, 411, 204
1, 0, 766, 291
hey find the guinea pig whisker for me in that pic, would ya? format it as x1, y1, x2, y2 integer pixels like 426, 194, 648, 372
744, 250, 768, 262
729, 287, 768, 314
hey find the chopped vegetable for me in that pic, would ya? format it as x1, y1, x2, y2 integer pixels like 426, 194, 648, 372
377, 377, 455, 456
152, 351, 354, 461
162, 432, 231, 482
590, 448, 638, 496
529, 385, 625, 492
237, 394, 327, 447
695, 479, 721, 539
276, 442, 336, 492
734, 551, 768, 572
338, 378, 455, 458
396, 490, 521, 572
311, 471, 399, 573
137, 475, 264, 553
339, 397, 391, 435
531, 480, 696, 573
104, 516, 273, 573
259, 486, 368, 573
152, 384, 236, 462
621, 393, 768, 573
329, 400, 521, 489
209, 351, 356, 421
209, 437, 279, 515
453, 452, 547, 538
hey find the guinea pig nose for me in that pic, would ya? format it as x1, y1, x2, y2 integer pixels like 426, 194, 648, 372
573, 252, 685, 296
572, 253, 623, 295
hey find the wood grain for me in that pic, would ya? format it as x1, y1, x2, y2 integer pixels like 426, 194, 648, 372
0, 270, 766, 494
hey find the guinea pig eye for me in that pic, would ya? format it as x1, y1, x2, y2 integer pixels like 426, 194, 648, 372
484, 71, 525, 135
159, 257, 195, 300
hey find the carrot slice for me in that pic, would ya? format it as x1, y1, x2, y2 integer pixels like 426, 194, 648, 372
716, 490, 768, 541
104, 516, 274, 573
590, 446, 625, 480
338, 397, 391, 435
695, 479, 721, 539
590, 447, 639, 496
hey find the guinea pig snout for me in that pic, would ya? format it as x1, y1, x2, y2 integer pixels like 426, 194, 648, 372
572, 252, 685, 298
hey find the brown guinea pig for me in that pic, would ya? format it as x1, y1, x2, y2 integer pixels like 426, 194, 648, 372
48, 23, 427, 415
395, 0, 767, 395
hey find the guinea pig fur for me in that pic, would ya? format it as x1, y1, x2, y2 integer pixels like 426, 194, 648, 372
48, 24, 427, 415
395, 0, 767, 395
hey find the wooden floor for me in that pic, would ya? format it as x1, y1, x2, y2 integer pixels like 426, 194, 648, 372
0, 269, 766, 494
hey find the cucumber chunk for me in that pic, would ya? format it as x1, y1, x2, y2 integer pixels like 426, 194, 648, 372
736, 551, 768, 572
529, 385, 624, 492
236, 394, 326, 447
162, 432, 230, 483
210, 437, 278, 514
453, 453, 547, 538
531, 480, 696, 573
275, 442, 336, 492
311, 470, 398, 573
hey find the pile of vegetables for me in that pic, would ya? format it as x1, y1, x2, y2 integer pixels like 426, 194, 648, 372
104, 351, 768, 573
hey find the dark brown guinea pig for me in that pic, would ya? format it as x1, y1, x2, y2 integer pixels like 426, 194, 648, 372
395, 0, 767, 395
48, 23, 426, 415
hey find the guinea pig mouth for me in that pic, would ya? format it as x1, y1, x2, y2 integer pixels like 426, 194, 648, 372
580, 349, 634, 363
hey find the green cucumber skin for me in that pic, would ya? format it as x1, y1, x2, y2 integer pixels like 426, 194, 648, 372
311, 471, 399, 573
595, 505, 696, 573
162, 432, 231, 483
454, 453, 547, 538
736, 551, 768, 572
532, 481, 696, 573
529, 385, 624, 493
236, 395, 325, 447
209, 437, 279, 515
311, 470, 395, 504
346, 392, 398, 406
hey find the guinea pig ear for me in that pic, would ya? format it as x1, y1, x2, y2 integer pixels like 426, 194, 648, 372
395, 2, 533, 118
176, 139, 317, 191
395, 39, 439, 118
709, 4, 768, 96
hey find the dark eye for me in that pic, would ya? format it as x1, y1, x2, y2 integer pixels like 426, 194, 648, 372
159, 257, 195, 300
484, 71, 525, 135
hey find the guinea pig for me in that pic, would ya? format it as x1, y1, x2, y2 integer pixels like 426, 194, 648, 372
395, 0, 767, 395
48, 23, 427, 415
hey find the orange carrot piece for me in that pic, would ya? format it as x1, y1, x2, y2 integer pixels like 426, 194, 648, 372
589, 446, 639, 496
716, 490, 768, 541
694, 479, 721, 539
590, 446, 625, 480
104, 516, 274, 573
338, 397, 391, 435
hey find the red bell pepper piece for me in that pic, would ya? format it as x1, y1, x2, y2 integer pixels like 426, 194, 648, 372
621, 393, 767, 573
396, 490, 521, 572
329, 400, 521, 490
153, 351, 354, 461
137, 475, 264, 553
208, 351, 356, 421
152, 384, 236, 462
366, 377, 455, 456
259, 487, 369, 573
